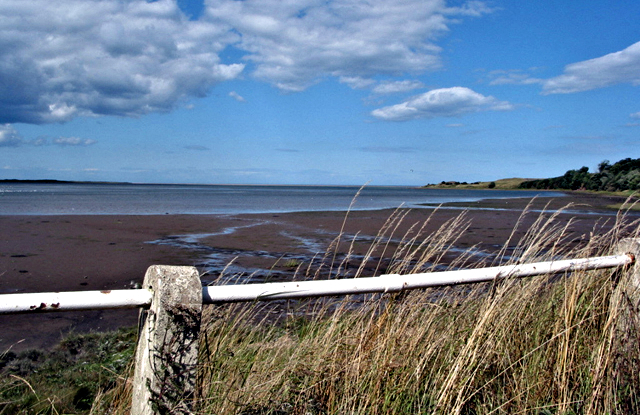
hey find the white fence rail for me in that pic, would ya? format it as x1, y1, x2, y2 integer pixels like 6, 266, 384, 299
0, 254, 633, 315
1, 239, 639, 415
202, 254, 633, 302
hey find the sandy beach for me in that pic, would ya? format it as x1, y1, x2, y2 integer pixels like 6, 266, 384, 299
1, 191, 636, 351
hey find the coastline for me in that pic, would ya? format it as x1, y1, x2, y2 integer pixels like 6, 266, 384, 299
1, 191, 635, 351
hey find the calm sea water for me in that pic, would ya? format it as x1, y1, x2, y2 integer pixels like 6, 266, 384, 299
0, 183, 565, 215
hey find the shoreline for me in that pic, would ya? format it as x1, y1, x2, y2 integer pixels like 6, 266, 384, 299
0, 184, 566, 216
1, 192, 635, 351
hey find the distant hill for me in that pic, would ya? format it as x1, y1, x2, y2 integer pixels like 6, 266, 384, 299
423, 178, 531, 190
425, 157, 640, 194
519, 158, 640, 192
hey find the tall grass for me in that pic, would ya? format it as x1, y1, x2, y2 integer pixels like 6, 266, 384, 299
192, 203, 640, 414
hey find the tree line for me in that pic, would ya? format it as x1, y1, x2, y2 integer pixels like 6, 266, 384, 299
519, 158, 640, 192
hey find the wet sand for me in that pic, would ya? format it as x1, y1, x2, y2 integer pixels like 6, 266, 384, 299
0, 191, 636, 351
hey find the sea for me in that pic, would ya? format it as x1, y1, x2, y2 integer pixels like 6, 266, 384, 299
0, 182, 566, 215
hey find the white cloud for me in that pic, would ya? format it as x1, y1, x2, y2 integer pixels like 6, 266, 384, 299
371, 87, 513, 121
0, 0, 244, 124
339, 76, 376, 90
0, 0, 493, 124
631, 112, 640, 119
52, 137, 96, 146
542, 41, 640, 94
207, 0, 492, 92
0, 124, 24, 147
372, 80, 425, 94
487, 70, 543, 86
229, 91, 246, 102
444, 0, 495, 17
340, 77, 424, 96
0, 124, 96, 147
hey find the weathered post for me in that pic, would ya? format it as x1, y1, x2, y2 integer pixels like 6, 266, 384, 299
131, 266, 202, 415
615, 238, 640, 350
616, 238, 640, 293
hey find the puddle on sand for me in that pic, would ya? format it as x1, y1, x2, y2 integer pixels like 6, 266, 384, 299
146, 219, 331, 285
147, 218, 506, 286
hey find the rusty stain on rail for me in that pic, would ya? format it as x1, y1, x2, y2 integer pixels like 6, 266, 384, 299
28, 302, 61, 311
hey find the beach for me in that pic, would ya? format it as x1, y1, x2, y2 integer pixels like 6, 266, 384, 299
0, 192, 635, 351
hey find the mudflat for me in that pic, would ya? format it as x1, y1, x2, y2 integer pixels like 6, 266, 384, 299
1, 192, 636, 351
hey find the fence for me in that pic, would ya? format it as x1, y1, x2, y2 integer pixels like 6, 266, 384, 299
1, 238, 639, 414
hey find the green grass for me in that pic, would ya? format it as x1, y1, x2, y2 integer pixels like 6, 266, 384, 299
0, 328, 136, 414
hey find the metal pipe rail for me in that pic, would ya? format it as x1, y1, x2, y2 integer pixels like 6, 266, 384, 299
202, 254, 634, 303
0, 289, 153, 314
0, 254, 633, 314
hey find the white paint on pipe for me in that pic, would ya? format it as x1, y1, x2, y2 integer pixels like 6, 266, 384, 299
0, 289, 153, 314
0, 254, 633, 314
202, 254, 633, 303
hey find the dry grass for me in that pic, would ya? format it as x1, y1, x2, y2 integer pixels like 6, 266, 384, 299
186, 202, 640, 414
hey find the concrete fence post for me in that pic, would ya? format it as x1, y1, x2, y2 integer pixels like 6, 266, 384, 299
615, 238, 640, 346
131, 265, 202, 415
616, 238, 640, 290
616, 238, 640, 297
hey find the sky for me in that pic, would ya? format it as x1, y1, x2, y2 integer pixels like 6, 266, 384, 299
1, 0, 639, 186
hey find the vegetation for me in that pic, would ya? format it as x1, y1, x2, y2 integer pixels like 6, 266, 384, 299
186, 203, 640, 414
424, 178, 529, 189
3, 201, 640, 414
520, 158, 640, 192
0, 328, 135, 414
425, 157, 640, 194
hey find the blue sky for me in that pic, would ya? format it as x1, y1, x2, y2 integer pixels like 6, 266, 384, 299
1, 0, 639, 186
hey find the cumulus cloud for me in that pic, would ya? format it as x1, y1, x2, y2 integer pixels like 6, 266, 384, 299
444, 0, 495, 17
371, 80, 425, 94
0, 0, 244, 124
339, 77, 423, 95
207, 0, 492, 92
0, 0, 492, 124
542, 41, 640, 94
228, 91, 246, 102
0, 124, 24, 147
371, 87, 513, 121
0, 124, 95, 147
339, 76, 377, 90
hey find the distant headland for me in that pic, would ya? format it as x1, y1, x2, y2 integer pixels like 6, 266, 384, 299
423, 177, 530, 190
0, 179, 129, 185
425, 157, 640, 195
